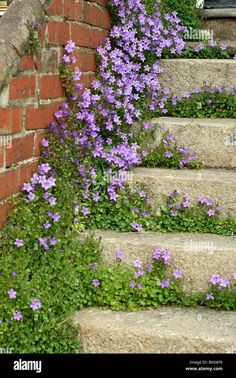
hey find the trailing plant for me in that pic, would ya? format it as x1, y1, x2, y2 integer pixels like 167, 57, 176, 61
165, 86, 236, 118
26, 20, 41, 56
163, 41, 234, 59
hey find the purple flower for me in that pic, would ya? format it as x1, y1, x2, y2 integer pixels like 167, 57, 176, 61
93, 193, 100, 202
41, 139, 49, 148
49, 197, 57, 206
50, 238, 57, 246
233, 272, 236, 280
30, 299, 42, 311
13, 311, 23, 321
194, 43, 204, 52
133, 259, 142, 268
12, 271, 17, 277
39, 237, 49, 251
148, 265, 153, 273
206, 293, 214, 300
129, 280, 136, 288
165, 151, 173, 159
8, 288, 17, 299
63, 54, 70, 63
152, 247, 161, 260
220, 278, 229, 288
198, 195, 206, 204
22, 182, 33, 193
14, 239, 24, 248
220, 44, 226, 50
233, 54, 236, 60
65, 40, 75, 54
173, 270, 182, 279
138, 284, 143, 290
92, 279, 100, 287
115, 251, 124, 262
143, 122, 152, 130
130, 221, 142, 232
38, 163, 51, 175
81, 207, 90, 216
207, 209, 215, 217
170, 210, 177, 217
208, 40, 216, 47
90, 263, 99, 270
52, 213, 61, 222
139, 191, 146, 198
167, 134, 174, 141
205, 198, 213, 206
134, 269, 145, 278
160, 279, 170, 288
133, 208, 139, 213
210, 274, 221, 285
43, 221, 51, 229
162, 249, 171, 265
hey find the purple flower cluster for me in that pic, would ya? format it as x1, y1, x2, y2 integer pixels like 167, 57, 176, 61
152, 247, 171, 265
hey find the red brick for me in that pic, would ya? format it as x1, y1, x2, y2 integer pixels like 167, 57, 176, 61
83, 2, 101, 27
0, 108, 11, 134
19, 162, 38, 188
0, 200, 11, 229
93, 0, 109, 6
34, 131, 45, 157
11, 107, 22, 134
0, 108, 22, 134
40, 75, 64, 99
9, 76, 36, 100
0, 146, 4, 168
71, 24, 92, 48
19, 56, 35, 71
6, 134, 34, 167
0, 168, 20, 200
90, 28, 109, 49
48, 22, 70, 45
101, 8, 111, 30
80, 72, 96, 88
26, 102, 62, 130
74, 50, 96, 71
39, 22, 47, 44
35, 49, 59, 72
64, 0, 82, 21
47, 0, 63, 15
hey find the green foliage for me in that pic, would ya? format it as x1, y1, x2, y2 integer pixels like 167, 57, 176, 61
163, 45, 233, 59
135, 127, 203, 169
167, 91, 236, 118
25, 21, 41, 56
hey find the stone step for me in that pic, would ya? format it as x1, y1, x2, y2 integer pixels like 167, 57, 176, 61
202, 9, 236, 42
73, 306, 236, 353
131, 168, 236, 218
160, 59, 236, 97
148, 117, 236, 168
185, 40, 236, 52
95, 230, 236, 291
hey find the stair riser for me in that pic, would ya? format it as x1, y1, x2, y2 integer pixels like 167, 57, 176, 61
149, 118, 236, 168
202, 19, 236, 41
98, 236, 236, 292
74, 307, 236, 354
132, 169, 236, 218
160, 60, 236, 97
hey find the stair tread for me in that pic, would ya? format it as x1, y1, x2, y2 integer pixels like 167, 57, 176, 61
154, 117, 236, 126
74, 306, 236, 353
133, 167, 236, 182
95, 230, 236, 251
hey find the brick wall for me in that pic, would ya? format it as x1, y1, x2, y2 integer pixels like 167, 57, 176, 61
0, 0, 111, 227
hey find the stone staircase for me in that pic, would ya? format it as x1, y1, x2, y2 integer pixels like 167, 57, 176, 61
73, 12, 236, 353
